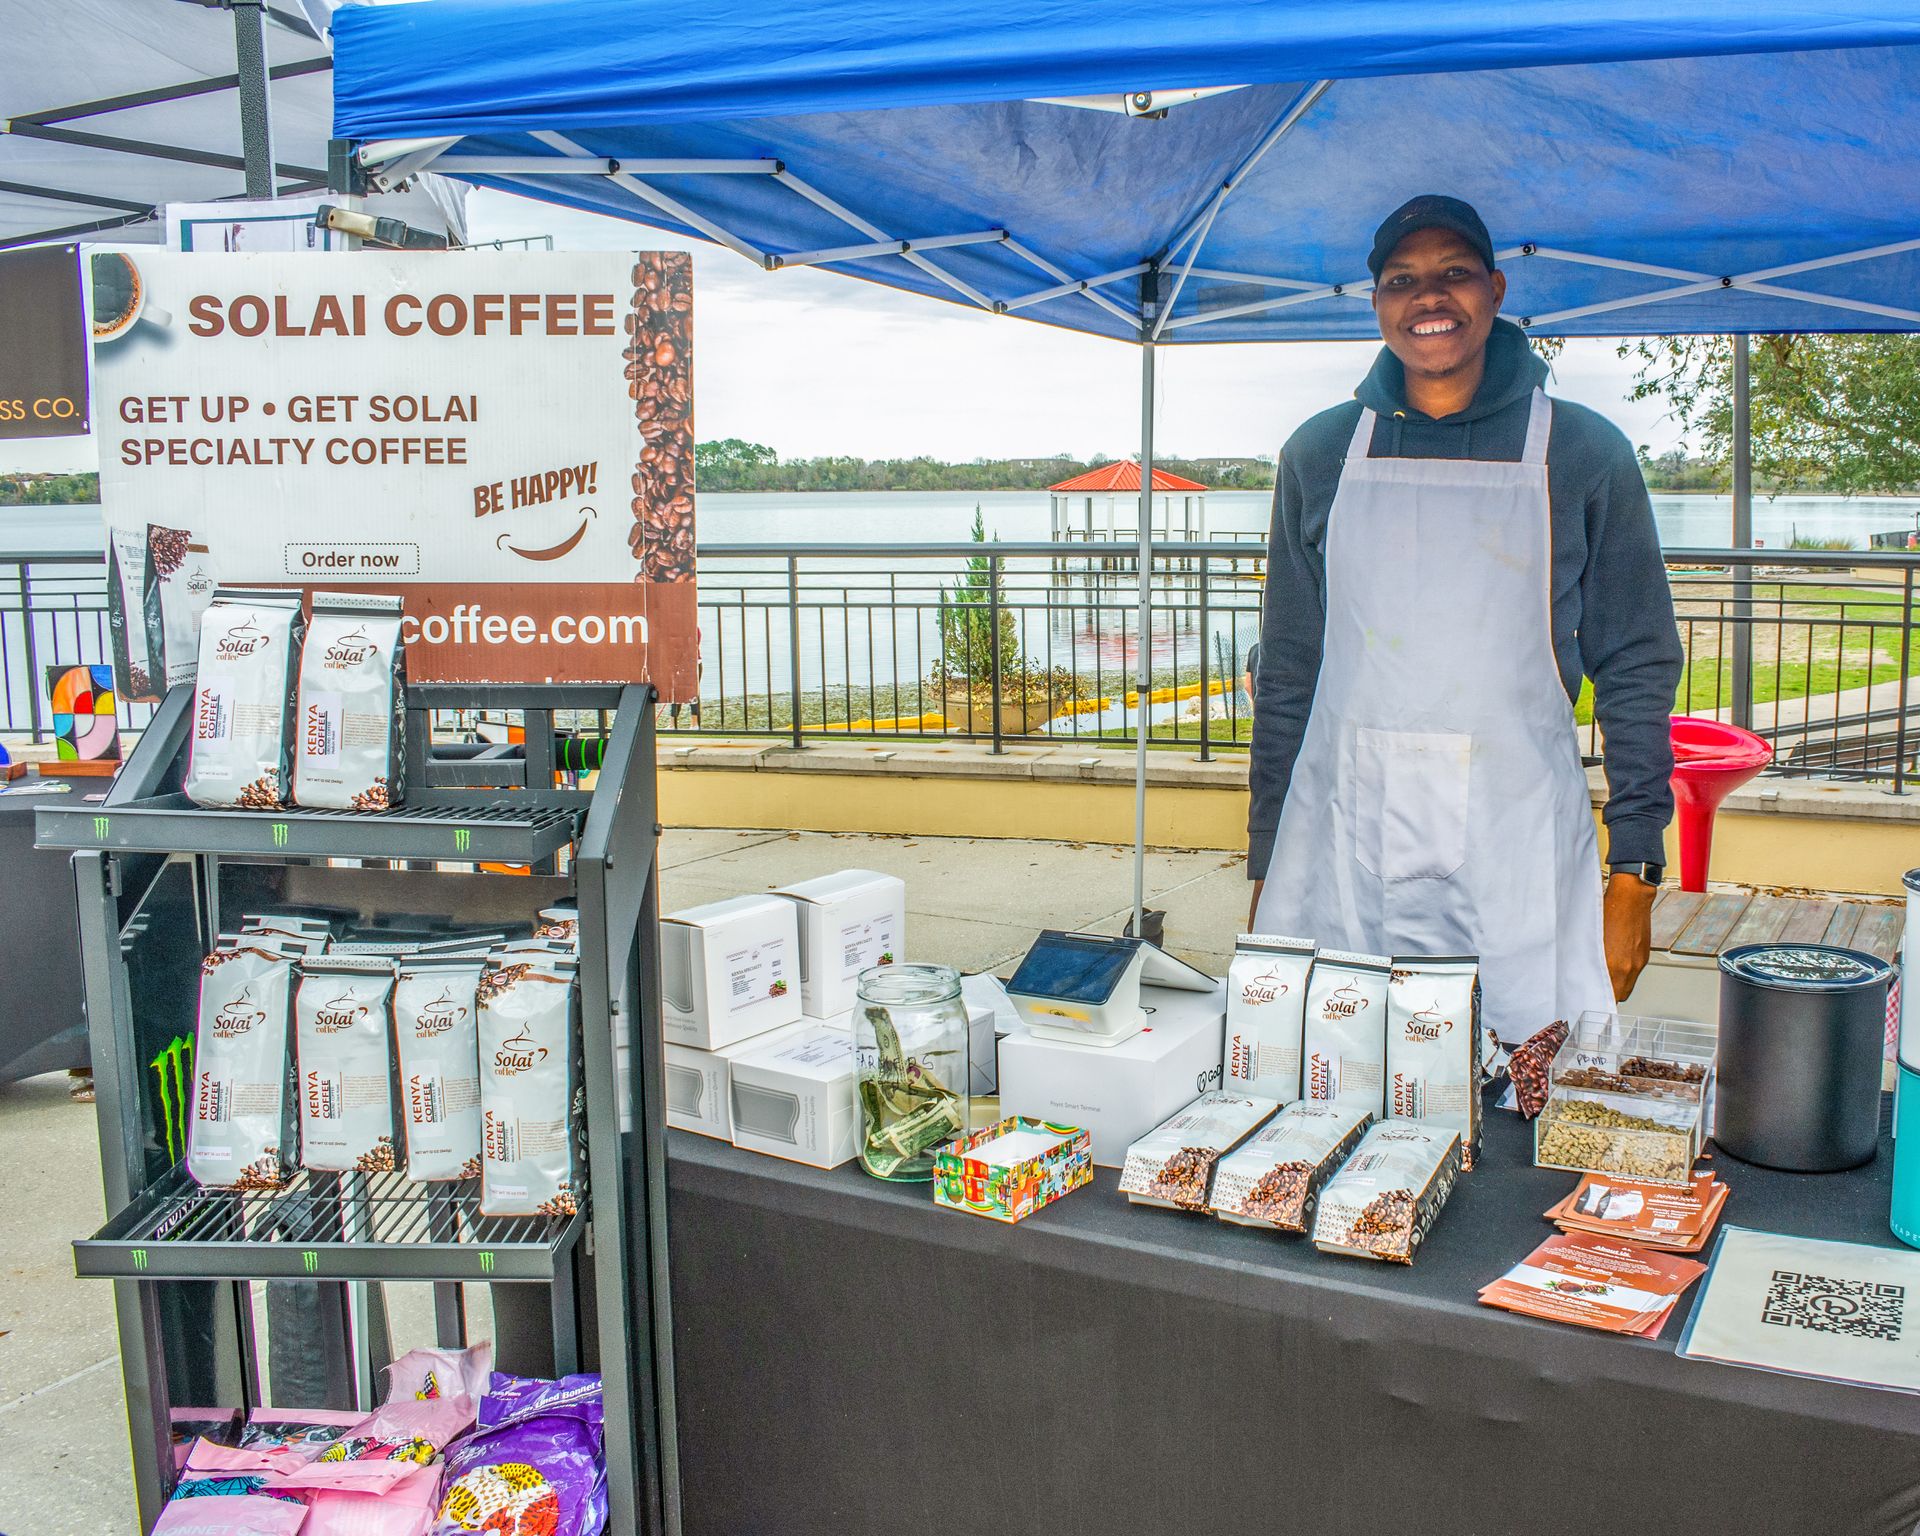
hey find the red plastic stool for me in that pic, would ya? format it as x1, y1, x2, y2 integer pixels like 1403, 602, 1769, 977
1669, 716, 1773, 892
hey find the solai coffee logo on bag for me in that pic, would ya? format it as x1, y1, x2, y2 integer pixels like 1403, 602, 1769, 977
414, 987, 468, 1038
494, 1025, 549, 1075
1403, 1000, 1453, 1042
213, 615, 271, 661
322, 625, 378, 669
1323, 979, 1370, 1020
314, 990, 369, 1033
1240, 962, 1291, 1008
213, 986, 266, 1038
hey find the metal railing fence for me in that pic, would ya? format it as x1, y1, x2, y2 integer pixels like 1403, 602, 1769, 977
6, 540, 1919, 789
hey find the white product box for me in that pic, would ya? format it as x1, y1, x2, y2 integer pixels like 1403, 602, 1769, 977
658, 1020, 817, 1140
997, 980, 1226, 1166
966, 1001, 998, 1097
728, 1023, 860, 1168
772, 869, 907, 1019
660, 894, 802, 1050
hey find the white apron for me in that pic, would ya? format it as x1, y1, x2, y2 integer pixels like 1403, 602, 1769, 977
1254, 389, 1612, 1042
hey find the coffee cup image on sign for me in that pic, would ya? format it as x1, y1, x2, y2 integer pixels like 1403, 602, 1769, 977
90, 252, 173, 342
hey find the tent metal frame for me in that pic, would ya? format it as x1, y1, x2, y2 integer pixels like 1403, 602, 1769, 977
1, 41, 332, 246
360, 133, 1920, 334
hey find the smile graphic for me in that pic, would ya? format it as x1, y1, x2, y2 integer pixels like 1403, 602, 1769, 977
498, 507, 595, 563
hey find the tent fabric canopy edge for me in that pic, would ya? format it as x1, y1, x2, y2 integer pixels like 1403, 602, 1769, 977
331, 0, 1920, 136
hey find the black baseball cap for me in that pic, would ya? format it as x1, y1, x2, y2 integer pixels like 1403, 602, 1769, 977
1367, 195, 1496, 279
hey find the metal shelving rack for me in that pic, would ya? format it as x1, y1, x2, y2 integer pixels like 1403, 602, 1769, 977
41, 682, 678, 1536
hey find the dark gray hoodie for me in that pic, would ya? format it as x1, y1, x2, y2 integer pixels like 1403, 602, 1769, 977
1248, 318, 1683, 877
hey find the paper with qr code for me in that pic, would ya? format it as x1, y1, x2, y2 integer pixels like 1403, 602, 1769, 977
1679, 1226, 1920, 1394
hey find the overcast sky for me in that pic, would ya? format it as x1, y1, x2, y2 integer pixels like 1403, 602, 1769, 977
3, 186, 1691, 475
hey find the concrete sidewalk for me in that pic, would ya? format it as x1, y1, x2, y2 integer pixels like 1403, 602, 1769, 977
0, 828, 1248, 1536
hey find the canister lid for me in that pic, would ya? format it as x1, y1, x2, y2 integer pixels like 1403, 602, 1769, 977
1719, 942, 1892, 992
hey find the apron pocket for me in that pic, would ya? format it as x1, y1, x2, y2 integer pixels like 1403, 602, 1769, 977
1354, 728, 1471, 881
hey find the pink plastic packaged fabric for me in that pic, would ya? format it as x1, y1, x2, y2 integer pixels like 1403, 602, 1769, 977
299, 1462, 443, 1536
275, 1396, 476, 1499
150, 1493, 308, 1535
386, 1343, 493, 1406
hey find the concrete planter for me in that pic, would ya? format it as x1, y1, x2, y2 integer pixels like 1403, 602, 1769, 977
937, 690, 1059, 736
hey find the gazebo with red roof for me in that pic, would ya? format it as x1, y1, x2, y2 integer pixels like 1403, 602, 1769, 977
1047, 461, 1209, 546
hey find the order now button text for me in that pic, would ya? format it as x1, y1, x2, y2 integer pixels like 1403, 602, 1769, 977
284, 542, 421, 576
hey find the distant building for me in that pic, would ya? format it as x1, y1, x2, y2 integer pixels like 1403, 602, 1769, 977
1047, 461, 1209, 544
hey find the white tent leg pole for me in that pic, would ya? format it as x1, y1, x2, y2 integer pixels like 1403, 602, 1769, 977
1134, 337, 1155, 936
1731, 334, 1754, 730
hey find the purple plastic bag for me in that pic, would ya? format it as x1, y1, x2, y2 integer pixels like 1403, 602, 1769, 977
431, 1373, 606, 1536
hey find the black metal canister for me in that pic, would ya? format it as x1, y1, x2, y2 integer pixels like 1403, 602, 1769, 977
1716, 943, 1890, 1172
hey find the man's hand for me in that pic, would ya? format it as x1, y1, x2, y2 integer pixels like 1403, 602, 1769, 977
1248, 879, 1264, 932
1603, 871, 1657, 1002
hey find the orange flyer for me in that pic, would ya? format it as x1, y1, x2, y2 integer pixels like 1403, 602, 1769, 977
1544, 1172, 1727, 1252
1480, 1233, 1707, 1334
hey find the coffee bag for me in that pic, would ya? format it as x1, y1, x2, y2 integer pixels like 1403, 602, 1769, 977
1312, 1118, 1462, 1263
294, 593, 406, 811
1302, 950, 1391, 1118
187, 946, 295, 1191
393, 957, 486, 1183
1225, 934, 1315, 1104
534, 907, 579, 947
107, 521, 157, 701
1118, 1091, 1280, 1211
1387, 956, 1484, 1169
143, 522, 216, 691
478, 959, 580, 1218
183, 589, 305, 810
294, 958, 400, 1174
1211, 1100, 1374, 1231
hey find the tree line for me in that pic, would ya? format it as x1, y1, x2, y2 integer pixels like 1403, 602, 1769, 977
0, 472, 99, 505
693, 439, 1275, 493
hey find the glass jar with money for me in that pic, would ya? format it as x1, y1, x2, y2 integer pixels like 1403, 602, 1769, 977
853, 963, 969, 1181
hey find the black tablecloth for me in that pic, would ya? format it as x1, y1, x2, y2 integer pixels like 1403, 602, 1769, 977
666, 1095, 1920, 1536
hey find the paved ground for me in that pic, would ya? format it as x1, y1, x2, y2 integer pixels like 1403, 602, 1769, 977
0, 828, 1248, 1536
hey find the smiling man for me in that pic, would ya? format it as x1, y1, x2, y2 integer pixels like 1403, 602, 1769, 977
1247, 194, 1684, 1042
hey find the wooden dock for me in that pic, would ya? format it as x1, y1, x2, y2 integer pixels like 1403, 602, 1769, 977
1648, 887, 1903, 963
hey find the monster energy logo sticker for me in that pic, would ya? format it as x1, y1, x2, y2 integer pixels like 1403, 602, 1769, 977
131, 1249, 148, 1271
302, 1251, 319, 1273
93, 814, 110, 839
453, 828, 471, 853
271, 822, 290, 847
151, 1035, 194, 1162
478, 1251, 494, 1274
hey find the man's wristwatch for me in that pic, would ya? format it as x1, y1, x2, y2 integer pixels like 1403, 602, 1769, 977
1608, 861, 1664, 887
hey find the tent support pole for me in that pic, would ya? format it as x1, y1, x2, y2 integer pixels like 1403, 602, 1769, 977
231, 0, 276, 200
1731, 335, 1753, 730
1133, 334, 1155, 938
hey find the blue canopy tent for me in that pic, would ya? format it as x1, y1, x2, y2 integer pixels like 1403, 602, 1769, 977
328, 7, 1920, 1531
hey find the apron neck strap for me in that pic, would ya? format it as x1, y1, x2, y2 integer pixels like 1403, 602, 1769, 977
1348, 389, 1551, 463
1521, 388, 1552, 466
1346, 407, 1377, 459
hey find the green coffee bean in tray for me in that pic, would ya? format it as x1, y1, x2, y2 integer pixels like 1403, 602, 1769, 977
1533, 1092, 1700, 1185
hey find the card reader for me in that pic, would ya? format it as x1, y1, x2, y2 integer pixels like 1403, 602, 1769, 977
1005, 929, 1215, 1047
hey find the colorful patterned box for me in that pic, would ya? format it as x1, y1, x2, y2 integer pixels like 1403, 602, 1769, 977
933, 1117, 1091, 1223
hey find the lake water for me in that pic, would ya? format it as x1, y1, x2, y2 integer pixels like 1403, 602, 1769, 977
10, 490, 1920, 556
